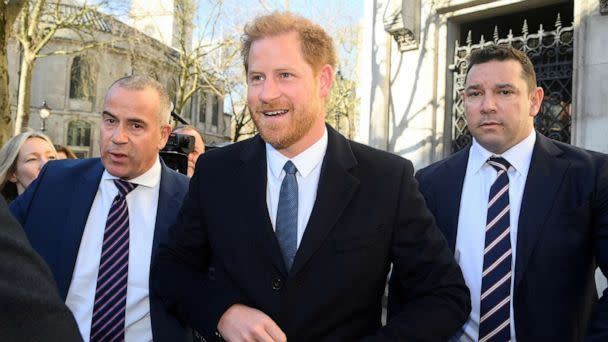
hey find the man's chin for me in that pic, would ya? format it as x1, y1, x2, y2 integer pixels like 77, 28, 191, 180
104, 163, 132, 180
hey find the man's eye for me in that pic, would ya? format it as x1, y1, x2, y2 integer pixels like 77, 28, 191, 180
250, 75, 264, 82
279, 72, 292, 79
499, 90, 513, 95
467, 91, 481, 97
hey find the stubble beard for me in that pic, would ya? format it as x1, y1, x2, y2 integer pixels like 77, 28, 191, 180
251, 102, 318, 150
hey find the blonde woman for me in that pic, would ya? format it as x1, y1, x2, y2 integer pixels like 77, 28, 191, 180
0, 131, 57, 202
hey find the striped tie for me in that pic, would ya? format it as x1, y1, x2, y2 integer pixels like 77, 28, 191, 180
90, 179, 137, 342
276, 161, 298, 271
479, 157, 512, 342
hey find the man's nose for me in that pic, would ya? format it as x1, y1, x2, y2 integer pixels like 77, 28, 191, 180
480, 93, 497, 114
111, 125, 128, 143
259, 78, 281, 103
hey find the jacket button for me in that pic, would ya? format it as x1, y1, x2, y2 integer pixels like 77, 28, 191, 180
271, 277, 283, 290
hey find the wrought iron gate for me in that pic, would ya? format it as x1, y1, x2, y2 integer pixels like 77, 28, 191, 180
451, 15, 574, 152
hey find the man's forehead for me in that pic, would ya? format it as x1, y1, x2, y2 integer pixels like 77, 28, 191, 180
248, 32, 304, 65
466, 61, 525, 83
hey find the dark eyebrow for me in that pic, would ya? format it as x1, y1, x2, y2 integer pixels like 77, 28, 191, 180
102, 111, 116, 119
101, 111, 145, 126
127, 118, 146, 126
496, 83, 516, 89
464, 84, 482, 91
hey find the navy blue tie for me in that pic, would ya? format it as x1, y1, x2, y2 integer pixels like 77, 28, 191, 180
479, 157, 512, 342
276, 161, 298, 271
90, 179, 137, 342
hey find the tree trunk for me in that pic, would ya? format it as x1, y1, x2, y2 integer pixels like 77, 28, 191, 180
0, 16, 13, 145
14, 54, 33, 135
0, 0, 27, 145
174, 64, 189, 115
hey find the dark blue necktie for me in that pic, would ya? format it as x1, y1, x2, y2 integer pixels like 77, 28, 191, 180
90, 179, 137, 342
479, 157, 512, 342
276, 161, 298, 271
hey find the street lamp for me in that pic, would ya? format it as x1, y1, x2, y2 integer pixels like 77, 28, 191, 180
39, 100, 51, 132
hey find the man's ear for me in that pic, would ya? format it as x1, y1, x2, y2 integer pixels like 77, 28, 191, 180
318, 64, 334, 98
529, 86, 545, 118
158, 124, 172, 150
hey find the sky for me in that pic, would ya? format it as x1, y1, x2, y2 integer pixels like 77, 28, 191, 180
205, 0, 364, 25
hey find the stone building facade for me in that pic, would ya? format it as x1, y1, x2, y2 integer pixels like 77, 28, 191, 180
7, 1, 231, 158
357, 0, 607, 164
356, 0, 607, 291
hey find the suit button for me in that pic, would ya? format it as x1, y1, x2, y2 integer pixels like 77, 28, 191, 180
271, 277, 283, 290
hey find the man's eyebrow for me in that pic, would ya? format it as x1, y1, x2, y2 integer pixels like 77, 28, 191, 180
102, 110, 116, 118
496, 83, 516, 88
126, 118, 146, 125
464, 84, 482, 91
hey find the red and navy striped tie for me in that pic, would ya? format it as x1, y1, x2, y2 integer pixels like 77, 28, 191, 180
90, 179, 137, 342
479, 157, 512, 342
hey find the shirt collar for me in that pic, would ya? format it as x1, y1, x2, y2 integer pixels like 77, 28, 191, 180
469, 130, 536, 176
266, 127, 328, 180
102, 156, 162, 188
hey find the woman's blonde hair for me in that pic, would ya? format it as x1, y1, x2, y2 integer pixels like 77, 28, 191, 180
0, 131, 56, 201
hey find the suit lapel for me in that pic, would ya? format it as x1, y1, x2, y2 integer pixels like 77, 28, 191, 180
433, 148, 469, 251
238, 136, 288, 275
151, 163, 182, 259
57, 160, 104, 299
515, 134, 569, 289
290, 127, 359, 277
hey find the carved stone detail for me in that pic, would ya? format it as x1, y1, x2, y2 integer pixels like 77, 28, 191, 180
383, 0, 420, 52
601, 0, 608, 15
392, 28, 418, 51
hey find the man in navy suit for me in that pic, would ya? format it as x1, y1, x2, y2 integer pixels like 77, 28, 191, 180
152, 12, 470, 342
11, 75, 190, 342
405, 45, 608, 341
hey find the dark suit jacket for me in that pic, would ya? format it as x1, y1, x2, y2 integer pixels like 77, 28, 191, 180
10, 158, 191, 342
0, 195, 82, 341
152, 126, 470, 341
413, 133, 608, 341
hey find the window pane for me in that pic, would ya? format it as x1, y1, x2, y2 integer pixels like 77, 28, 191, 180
67, 121, 92, 147
199, 92, 207, 124
211, 96, 219, 127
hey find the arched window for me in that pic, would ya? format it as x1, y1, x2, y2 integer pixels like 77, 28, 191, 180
69, 56, 92, 99
67, 121, 91, 147
211, 95, 219, 127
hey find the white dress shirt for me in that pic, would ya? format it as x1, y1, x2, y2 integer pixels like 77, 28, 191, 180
454, 130, 536, 342
66, 157, 162, 342
266, 128, 328, 247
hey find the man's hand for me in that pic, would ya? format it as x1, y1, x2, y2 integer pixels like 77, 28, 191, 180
217, 304, 287, 342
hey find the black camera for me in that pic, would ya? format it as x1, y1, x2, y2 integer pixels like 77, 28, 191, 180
160, 133, 195, 175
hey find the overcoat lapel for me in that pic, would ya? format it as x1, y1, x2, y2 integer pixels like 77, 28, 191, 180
238, 136, 288, 275
515, 133, 569, 289
290, 127, 359, 277
57, 160, 104, 299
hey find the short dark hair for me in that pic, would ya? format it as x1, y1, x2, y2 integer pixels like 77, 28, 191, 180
106, 75, 172, 124
466, 45, 537, 93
